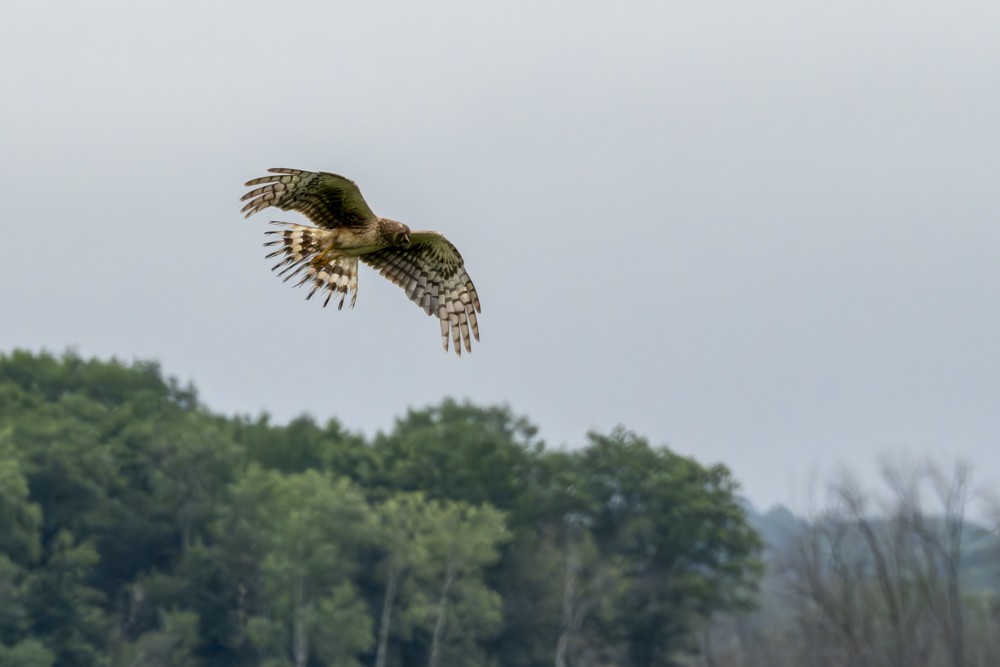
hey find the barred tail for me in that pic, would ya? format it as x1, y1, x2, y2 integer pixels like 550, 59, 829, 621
263, 222, 359, 310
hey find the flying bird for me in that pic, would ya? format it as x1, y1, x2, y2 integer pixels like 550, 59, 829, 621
241, 168, 481, 355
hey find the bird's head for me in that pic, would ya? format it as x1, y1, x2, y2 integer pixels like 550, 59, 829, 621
378, 218, 412, 248
390, 221, 412, 248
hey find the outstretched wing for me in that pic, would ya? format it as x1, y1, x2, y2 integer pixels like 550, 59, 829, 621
361, 232, 481, 356
241, 168, 377, 229
263, 222, 359, 310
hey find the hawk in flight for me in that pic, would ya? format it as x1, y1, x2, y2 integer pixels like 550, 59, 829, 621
241, 168, 481, 356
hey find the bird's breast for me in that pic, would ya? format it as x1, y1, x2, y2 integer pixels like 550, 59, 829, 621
327, 227, 387, 256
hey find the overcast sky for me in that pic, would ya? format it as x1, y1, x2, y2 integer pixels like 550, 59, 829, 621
3, 1, 998, 511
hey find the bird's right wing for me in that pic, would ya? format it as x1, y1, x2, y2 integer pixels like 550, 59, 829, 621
361, 231, 481, 356
241, 168, 377, 229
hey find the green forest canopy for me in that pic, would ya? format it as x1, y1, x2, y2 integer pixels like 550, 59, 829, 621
0, 350, 760, 667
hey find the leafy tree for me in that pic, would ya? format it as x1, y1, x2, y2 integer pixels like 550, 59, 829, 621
372, 492, 431, 667
234, 415, 374, 483
410, 501, 509, 667
26, 530, 107, 667
0, 556, 33, 649
0, 434, 43, 651
220, 468, 375, 667
0, 433, 42, 565
368, 492, 509, 667
571, 428, 762, 665
372, 400, 541, 513
110, 610, 199, 667
551, 522, 625, 667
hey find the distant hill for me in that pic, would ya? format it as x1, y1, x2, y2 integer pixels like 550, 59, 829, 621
741, 500, 998, 595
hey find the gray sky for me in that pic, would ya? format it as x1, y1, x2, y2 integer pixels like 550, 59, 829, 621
3, 0, 998, 511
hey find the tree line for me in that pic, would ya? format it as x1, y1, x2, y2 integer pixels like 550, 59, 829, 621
0, 350, 760, 667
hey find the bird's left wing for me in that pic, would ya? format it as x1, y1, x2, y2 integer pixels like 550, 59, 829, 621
241, 168, 377, 229
361, 232, 481, 356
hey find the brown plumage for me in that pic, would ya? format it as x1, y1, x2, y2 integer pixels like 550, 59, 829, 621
241, 168, 481, 355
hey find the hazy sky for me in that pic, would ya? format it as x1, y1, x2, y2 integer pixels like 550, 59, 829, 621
3, 1, 998, 511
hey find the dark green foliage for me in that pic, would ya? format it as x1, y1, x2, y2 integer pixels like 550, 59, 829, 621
0, 638, 55, 667
576, 430, 762, 665
370, 400, 541, 511
0, 350, 761, 666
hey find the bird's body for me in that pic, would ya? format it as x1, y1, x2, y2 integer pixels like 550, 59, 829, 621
241, 168, 481, 355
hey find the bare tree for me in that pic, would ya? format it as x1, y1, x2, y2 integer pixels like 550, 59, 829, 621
685, 454, 998, 667
893, 460, 970, 667
768, 457, 977, 667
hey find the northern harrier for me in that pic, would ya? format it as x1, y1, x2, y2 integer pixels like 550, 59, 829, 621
241, 168, 480, 355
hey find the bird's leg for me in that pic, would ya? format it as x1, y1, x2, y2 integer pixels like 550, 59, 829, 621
312, 243, 335, 266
